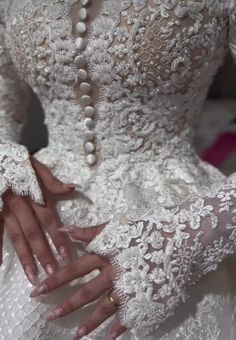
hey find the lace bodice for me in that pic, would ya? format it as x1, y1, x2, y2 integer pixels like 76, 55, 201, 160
0, 0, 234, 212
0, 0, 232, 161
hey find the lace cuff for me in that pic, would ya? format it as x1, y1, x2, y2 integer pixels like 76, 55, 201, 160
0, 142, 44, 210
86, 175, 236, 336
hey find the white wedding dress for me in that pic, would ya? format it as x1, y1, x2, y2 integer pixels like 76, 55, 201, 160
1, 0, 236, 339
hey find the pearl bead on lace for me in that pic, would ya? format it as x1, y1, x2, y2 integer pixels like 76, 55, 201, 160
75, 0, 97, 166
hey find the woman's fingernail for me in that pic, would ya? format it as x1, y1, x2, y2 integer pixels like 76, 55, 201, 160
109, 332, 118, 340
64, 183, 83, 191
30, 283, 48, 297
46, 264, 55, 275
75, 326, 88, 338
58, 246, 69, 260
24, 264, 36, 285
59, 226, 83, 234
46, 306, 64, 321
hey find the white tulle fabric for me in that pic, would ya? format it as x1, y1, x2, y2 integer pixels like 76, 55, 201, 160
1, 0, 236, 339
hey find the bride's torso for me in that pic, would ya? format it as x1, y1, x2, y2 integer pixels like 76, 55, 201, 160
1, 0, 231, 221
2, 2, 236, 340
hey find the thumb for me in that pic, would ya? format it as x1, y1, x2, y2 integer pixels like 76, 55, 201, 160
30, 156, 81, 195
59, 223, 108, 242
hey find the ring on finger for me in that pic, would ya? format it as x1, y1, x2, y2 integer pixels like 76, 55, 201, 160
107, 289, 119, 307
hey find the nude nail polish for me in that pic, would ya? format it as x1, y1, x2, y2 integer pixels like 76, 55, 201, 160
75, 326, 88, 338
59, 226, 82, 233
109, 332, 118, 340
46, 306, 64, 321
64, 183, 83, 191
59, 226, 77, 233
46, 264, 55, 275
24, 264, 36, 285
30, 283, 48, 297
58, 246, 69, 260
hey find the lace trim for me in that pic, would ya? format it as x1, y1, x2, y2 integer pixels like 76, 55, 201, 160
87, 176, 236, 336
0, 142, 44, 210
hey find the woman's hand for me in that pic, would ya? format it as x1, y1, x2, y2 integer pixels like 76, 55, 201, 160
30, 224, 127, 340
0, 157, 79, 284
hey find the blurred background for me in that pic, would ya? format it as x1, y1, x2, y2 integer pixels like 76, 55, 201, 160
22, 53, 236, 175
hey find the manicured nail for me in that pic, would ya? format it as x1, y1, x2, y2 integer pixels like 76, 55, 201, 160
59, 226, 82, 233
24, 264, 36, 285
30, 283, 48, 297
46, 306, 64, 321
64, 183, 83, 191
74, 326, 88, 339
46, 264, 55, 275
58, 246, 69, 260
109, 332, 119, 340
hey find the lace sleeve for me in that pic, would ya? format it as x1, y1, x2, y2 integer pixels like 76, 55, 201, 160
0, 9, 43, 209
229, 0, 236, 62
86, 173, 236, 337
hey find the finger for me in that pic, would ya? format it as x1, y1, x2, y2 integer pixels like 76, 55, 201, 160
31, 197, 71, 262
6, 195, 57, 275
30, 156, 81, 195
109, 322, 127, 340
0, 218, 4, 266
30, 254, 108, 297
73, 291, 119, 339
3, 208, 37, 284
59, 223, 108, 242
46, 268, 113, 321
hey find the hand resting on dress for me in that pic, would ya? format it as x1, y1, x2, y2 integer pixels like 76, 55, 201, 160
30, 224, 127, 340
0, 154, 79, 285
30, 176, 236, 338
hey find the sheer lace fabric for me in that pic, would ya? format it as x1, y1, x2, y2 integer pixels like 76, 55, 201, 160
0, 9, 43, 209
0, 0, 236, 339
87, 175, 236, 336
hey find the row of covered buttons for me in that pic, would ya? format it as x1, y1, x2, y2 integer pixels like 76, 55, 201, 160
75, 0, 97, 166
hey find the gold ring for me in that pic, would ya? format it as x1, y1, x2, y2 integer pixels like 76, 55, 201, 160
107, 289, 119, 307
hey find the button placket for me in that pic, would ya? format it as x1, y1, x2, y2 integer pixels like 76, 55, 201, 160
74, 0, 97, 166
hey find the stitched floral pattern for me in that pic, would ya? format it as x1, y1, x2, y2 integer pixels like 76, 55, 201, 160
87, 177, 236, 336
0, 7, 43, 209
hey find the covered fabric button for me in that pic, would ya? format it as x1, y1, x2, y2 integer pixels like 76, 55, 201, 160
78, 69, 88, 80
75, 37, 86, 50
78, 8, 88, 20
80, 82, 91, 93
84, 106, 95, 117
84, 141, 95, 153
75, 55, 87, 67
84, 117, 95, 129
76, 22, 87, 34
86, 154, 97, 165
81, 95, 92, 105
